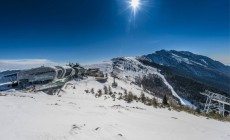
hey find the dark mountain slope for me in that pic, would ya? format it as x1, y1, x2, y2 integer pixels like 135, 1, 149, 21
140, 50, 230, 94
138, 58, 229, 107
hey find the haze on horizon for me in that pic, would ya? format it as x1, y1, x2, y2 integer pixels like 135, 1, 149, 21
0, 0, 229, 65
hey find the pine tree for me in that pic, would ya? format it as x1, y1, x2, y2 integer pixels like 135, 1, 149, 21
151, 98, 158, 108
127, 91, 134, 103
108, 86, 112, 95
124, 89, 127, 95
97, 89, 102, 97
140, 93, 146, 103
195, 108, 201, 114
163, 95, 168, 105
103, 86, 108, 94
91, 88, 94, 94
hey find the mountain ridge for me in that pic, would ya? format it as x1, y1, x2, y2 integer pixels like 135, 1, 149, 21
139, 50, 230, 94
0, 50, 229, 108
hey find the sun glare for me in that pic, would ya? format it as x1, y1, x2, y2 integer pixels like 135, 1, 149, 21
131, 0, 140, 9
129, 0, 141, 16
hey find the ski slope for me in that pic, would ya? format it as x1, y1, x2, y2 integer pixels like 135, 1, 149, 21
0, 79, 229, 140
86, 57, 187, 105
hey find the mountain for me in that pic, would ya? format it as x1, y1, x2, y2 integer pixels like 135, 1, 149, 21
0, 50, 229, 108
139, 50, 230, 94
0, 51, 229, 140
86, 57, 195, 107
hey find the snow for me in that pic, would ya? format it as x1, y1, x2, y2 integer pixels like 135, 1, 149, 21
157, 74, 186, 105
181, 98, 197, 109
0, 82, 13, 86
191, 60, 207, 67
171, 53, 192, 64
0, 57, 190, 106
0, 83, 229, 140
171, 53, 207, 67
86, 57, 187, 105
201, 59, 208, 65
116, 57, 187, 105
68, 76, 154, 99
1, 56, 228, 140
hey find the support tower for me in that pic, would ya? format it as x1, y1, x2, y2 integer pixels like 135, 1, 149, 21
200, 90, 230, 116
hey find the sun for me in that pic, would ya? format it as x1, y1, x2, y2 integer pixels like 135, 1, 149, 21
129, 0, 141, 16
131, 0, 140, 9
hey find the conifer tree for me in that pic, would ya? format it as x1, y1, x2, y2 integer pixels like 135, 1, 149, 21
97, 89, 102, 97
127, 91, 134, 103
91, 88, 94, 94
163, 95, 168, 105
103, 86, 108, 94
140, 93, 146, 103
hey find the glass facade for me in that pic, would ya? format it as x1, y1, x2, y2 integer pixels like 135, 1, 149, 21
17, 66, 75, 87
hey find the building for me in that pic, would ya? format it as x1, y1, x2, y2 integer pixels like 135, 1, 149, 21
17, 66, 75, 87
87, 68, 104, 77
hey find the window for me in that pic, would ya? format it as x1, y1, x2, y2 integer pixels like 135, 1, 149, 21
64, 68, 72, 77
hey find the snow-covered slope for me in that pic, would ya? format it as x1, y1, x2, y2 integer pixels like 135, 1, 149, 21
0, 83, 229, 140
0, 56, 195, 106
86, 57, 187, 105
0, 56, 229, 140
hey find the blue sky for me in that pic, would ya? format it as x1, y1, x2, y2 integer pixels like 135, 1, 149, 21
0, 0, 229, 64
